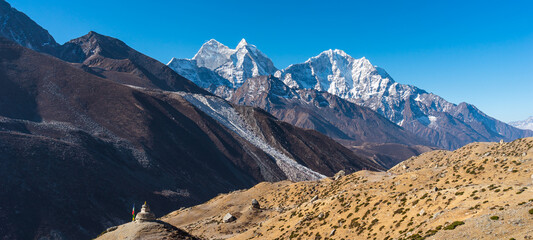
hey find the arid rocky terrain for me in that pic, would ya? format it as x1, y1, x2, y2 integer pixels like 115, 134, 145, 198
162, 138, 533, 240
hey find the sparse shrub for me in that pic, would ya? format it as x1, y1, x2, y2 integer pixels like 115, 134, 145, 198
444, 221, 465, 230
490, 216, 499, 220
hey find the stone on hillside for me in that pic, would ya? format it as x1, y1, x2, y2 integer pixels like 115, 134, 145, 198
334, 170, 346, 180
251, 199, 260, 209
310, 195, 318, 203
223, 213, 236, 223
329, 229, 336, 236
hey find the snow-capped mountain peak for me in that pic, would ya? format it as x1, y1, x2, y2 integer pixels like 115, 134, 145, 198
276, 49, 394, 101
192, 39, 233, 70
169, 41, 533, 150
312, 49, 350, 60
236, 38, 249, 49
169, 38, 277, 92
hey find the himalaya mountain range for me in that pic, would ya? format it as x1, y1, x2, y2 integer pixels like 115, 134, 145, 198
0, 1, 380, 238
0, 0, 532, 239
168, 39, 532, 150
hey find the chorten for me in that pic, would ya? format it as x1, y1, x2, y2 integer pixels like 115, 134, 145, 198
135, 201, 156, 222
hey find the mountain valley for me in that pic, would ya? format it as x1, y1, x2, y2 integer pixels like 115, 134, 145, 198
0, 0, 531, 239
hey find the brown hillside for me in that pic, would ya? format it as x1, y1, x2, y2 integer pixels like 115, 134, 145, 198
163, 138, 533, 240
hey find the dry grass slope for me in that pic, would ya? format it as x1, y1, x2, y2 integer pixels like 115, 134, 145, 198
162, 138, 533, 240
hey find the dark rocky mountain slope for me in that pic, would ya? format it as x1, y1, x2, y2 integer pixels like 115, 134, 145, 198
0, 37, 381, 239
0, 0, 59, 54
57, 31, 207, 94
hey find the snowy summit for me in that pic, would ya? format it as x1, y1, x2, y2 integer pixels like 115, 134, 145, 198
168, 38, 277, 93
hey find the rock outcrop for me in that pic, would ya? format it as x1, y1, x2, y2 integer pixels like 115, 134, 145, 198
223, 213, 236, 223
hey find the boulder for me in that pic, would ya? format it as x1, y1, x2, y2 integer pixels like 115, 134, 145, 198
251, 199, 260, 209
223, 213, 236, 223
333, 170, 346, 180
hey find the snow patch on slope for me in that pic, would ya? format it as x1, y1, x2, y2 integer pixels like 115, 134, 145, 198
176, 92, 325, 181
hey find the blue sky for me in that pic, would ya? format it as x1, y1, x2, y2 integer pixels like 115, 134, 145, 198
9, 0, 533, 122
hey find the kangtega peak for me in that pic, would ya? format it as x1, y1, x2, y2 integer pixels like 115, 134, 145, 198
168, 41, 533, 150
168, 39, 277, 98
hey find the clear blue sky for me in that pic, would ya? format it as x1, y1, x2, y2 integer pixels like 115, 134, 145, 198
9, 0, 533, 122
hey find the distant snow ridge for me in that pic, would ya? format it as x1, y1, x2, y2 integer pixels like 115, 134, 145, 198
176, 92, 325, 181
168, 42, 533, 150
275, 49, 454, 125
509, 116, 533, 131
273, 49, 533, 149
168, 39, 277, 98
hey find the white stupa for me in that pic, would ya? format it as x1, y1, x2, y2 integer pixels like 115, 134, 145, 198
135, 201, 156, 222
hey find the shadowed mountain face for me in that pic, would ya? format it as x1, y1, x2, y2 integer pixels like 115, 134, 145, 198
0, 37, 381, 239
0, 0, 59, 55
0, 37, 254, 239
232, 106, 383, 175
56, 31, 208, 94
